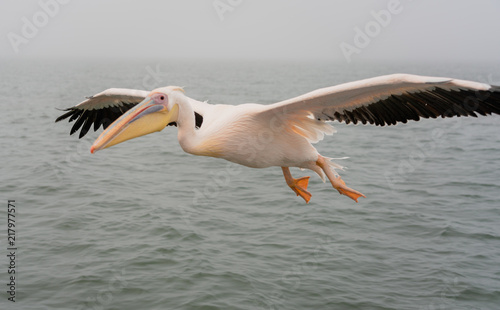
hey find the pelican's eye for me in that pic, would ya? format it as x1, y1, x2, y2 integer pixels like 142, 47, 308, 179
152, 93, 168, 105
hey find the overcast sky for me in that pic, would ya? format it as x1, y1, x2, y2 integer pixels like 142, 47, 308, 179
1, 0, 500, 63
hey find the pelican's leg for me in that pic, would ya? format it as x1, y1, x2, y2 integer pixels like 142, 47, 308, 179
316, 155, 366, 202
281, 167, 312, 203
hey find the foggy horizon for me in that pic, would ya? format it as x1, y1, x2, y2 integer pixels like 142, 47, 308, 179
2, 1, 500, 64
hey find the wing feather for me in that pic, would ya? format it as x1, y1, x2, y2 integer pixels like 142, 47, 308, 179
56, 88, 213, 138
56, 88, 148, 138
260, 74, 500, 128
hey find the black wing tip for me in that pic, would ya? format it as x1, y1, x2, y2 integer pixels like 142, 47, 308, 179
55, 109, 76, 123
57, 102, 140, 138
331, 87, 500, 126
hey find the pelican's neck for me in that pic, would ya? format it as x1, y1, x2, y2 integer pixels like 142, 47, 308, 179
176, 96, 200, 154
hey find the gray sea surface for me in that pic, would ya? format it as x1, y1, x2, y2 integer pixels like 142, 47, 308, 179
1, 60, 500, 310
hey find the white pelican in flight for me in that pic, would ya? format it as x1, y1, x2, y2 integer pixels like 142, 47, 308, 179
56, 74, 500, 203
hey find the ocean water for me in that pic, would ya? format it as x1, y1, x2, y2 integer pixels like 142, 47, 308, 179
1, 59, 500, 310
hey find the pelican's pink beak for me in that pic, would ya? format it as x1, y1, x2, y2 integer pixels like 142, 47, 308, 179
90, 95, 178, 153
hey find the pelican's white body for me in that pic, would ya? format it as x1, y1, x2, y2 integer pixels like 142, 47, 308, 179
178, 101, 324, 169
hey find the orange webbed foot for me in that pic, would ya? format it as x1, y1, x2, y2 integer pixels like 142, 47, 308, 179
336, 187, 365, 202
315, 155, 366, 203
281, 167, 313, 204
332, 175, 366, 203
290, 176, 312, 203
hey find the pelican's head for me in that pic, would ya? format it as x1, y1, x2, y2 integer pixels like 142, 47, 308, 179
90, 86, 184, 153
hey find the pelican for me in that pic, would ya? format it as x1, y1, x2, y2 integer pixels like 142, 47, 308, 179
56, 74, 500, 203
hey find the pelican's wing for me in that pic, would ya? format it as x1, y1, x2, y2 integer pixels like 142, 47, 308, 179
56, 88, 213, 138
55, 88, 149, 138
261, 74, 500, 128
